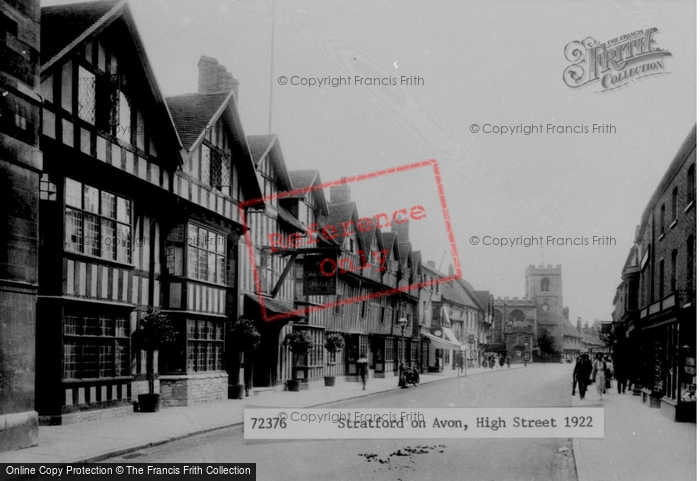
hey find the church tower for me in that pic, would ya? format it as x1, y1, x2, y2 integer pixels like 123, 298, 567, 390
525, 265, 564, 352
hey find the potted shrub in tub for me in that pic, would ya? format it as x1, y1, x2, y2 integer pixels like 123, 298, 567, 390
133, 307, 177, 412
230, 317, 261, 399
284, 330, 314, 391
324, 333, 345, 387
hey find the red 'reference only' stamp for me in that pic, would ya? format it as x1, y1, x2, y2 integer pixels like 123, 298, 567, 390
238, 159, 460, 322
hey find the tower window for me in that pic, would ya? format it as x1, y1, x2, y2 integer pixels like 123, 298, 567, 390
540, 277, 550, 292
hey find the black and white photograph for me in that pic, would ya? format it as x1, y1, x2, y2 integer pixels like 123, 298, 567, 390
0, 0, 696, 480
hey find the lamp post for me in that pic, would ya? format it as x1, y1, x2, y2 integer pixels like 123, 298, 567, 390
398, 317, 408, 388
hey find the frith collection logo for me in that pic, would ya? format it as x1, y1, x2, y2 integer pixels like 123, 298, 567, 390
563, 28, 672, 93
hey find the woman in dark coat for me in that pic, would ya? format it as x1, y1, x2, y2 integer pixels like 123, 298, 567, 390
573, 354, 593, 400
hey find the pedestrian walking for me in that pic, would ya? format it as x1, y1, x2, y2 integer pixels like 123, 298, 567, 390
499, 354, 505, 368
573, 354, 593, 400
357, 351, 368, 390
488, 355, 495, 369
506, 354, 511, 368
614, 356, 627, 394
603, 355, 613, 393
591, 352, 608, 400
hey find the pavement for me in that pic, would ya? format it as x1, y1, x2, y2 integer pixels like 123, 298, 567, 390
0, 365, 483, 465
571, 379, 697, 481
0, 363, 696, 481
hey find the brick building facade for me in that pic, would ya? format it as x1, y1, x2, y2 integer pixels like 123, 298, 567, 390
613, 124, 696, 422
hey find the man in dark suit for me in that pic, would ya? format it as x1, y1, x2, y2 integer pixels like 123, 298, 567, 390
573, 354, 593, 400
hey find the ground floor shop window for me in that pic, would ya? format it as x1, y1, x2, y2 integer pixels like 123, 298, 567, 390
384, 338, 395, 362
186, 318, 224, 372
63, 307, 129, 380
359, 335, 369, 357
663, 323, 679, 400
680, 350, 696, 402
302, 328, 324, 368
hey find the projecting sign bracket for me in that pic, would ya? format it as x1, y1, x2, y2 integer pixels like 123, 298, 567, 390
266, 246, 341, 298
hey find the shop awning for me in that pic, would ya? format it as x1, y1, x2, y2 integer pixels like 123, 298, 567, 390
443, 327, 466, 349
244, 293, 306, 322
422, 332, 463, 351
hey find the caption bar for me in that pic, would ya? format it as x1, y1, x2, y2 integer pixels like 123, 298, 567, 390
244, 408, 603, 440
1, 463, 255, 480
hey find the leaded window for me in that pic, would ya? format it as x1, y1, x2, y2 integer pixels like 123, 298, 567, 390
62, 307, 130, 380
187, 224, 226, 284
185, 318, 224, 372
78, 66, 96, 124
64, 178, 132, 263
384, 337, 395, 362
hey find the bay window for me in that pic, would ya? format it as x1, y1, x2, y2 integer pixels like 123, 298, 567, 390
187, 224, 226, 284
65, 178, 132, 263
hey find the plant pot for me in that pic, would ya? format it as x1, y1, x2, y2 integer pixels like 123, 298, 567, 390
138, 394, 160, 412
228, 384, 244, 400
287, 380, 301, 392
324, 376, 336, 387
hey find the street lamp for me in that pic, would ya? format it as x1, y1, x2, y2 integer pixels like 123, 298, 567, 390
398, 317, 408, 388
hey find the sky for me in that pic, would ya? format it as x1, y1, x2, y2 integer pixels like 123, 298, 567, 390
45, 0, 697, 326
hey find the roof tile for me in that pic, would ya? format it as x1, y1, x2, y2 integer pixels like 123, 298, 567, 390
41, 0, 121, 64
166, 92, 231, 150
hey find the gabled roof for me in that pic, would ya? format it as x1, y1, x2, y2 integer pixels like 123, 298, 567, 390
287, 169, 329, 216
41, 0, 123, 67
381, 232, 402, 273
166, 91, 262, 202
561, 319, 582, 338
357, 216, 378, 251
41, 0, 183, 167
456, 278, 485, 312
472, 291, 492, 312
318, 202, 362, 250
440, 278, 480, 310
398, 243, 412, 270
248, 134, 276, 166
247, 134, 293, 193
422, 263, 479, 310
381, 232, 397, 253
166, 92, 231, 150
289, 170, 318, 191
410, 251, 422, 277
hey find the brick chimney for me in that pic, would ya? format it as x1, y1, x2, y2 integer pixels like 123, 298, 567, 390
330, 178, 351, 204
427, 260, 436, 269
576, 317, 582, 333
391, 220, 410, 244
198, 56, 240, 101
448, 264, 454, 276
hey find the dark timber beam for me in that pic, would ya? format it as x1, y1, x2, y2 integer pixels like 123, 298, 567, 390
271, 253, 298, 298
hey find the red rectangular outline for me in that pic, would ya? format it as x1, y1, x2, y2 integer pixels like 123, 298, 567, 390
240, 159, 461, 323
